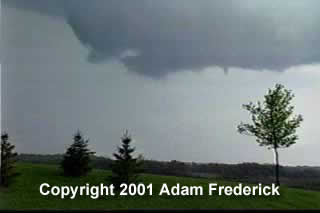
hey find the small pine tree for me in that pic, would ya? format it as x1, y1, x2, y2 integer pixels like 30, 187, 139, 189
0, 132, 19, 187
109, 130, 143, 189
61, 130, 95, 177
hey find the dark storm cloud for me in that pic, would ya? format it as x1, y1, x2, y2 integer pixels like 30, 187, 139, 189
3, 0, 65, 17
4, 0, 320, 77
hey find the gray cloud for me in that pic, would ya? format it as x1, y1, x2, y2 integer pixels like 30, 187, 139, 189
4, 0, 320, 77
3, 1, 320, 166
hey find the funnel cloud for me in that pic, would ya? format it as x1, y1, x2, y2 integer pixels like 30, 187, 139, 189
2, 1, 320, 166
4, 0, 320, 77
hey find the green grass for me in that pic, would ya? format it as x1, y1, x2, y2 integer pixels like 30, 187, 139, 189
1, 162, 320, 210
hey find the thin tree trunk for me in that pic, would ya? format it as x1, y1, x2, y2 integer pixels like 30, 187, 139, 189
0, 143, 2, 185
274, 148, 280, 186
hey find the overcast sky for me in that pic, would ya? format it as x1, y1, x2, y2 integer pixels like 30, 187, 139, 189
2, 0, 320, 166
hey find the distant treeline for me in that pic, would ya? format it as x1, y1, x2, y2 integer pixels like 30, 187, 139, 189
17, 153, 320, 191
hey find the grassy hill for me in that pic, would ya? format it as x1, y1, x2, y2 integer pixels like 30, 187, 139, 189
17, 153, 320, 191
0, 163, 320, 210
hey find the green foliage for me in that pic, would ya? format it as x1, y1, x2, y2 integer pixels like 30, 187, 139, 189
0, 132, 19, 187
109, 130, 143, 189
238, 84, 303, 149
61, 131, 95, 177
237, 84, 303, 185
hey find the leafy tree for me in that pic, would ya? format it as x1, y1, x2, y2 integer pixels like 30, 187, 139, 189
237, 84, 303, 186
61, 130, 95, 177
0, 132, 19, 187
109, 130, 143, 189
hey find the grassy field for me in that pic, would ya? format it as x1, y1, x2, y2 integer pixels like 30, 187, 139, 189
0, 163, 320, 210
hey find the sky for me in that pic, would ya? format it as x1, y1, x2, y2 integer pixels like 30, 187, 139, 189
2, 0, 320, 166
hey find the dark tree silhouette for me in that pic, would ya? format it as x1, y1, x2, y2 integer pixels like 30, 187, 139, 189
0, 132, 19, 187
61, 130, 95, 177
237, 84, 303, 186
109, 130, 143, 189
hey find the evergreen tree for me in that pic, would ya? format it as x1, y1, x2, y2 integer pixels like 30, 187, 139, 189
109, 130, 143, 189
61, 130, 95, 177
0, 132, 19, 187
237, 84, 303, 186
